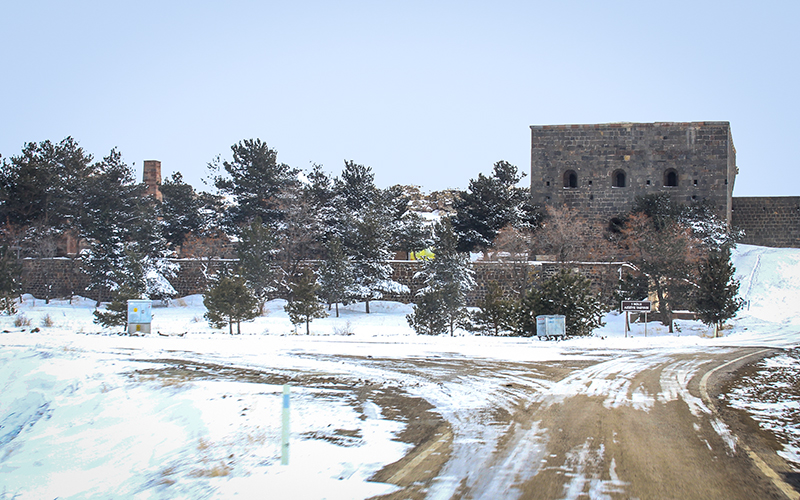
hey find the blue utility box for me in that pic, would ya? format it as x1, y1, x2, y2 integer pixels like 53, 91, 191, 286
127, 299, 152, 335
536, 315, 566, 339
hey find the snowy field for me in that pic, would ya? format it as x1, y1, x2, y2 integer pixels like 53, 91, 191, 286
1, 244, 799, 499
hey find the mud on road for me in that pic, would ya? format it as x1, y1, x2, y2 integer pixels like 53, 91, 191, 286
356, 348, 797, 500
136, 348, 799, 499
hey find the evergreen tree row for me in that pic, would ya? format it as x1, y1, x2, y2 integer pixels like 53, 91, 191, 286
0, 136, 743, 336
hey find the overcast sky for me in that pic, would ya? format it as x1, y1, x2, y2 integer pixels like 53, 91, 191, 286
1, 1, 797, 196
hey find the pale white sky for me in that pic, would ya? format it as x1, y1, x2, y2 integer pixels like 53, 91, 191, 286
1, 1, 797, 196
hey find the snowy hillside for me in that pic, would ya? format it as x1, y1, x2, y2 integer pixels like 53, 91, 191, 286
732, 244, 800, 323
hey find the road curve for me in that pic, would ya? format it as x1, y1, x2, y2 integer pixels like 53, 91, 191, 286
365, 346, 796, 500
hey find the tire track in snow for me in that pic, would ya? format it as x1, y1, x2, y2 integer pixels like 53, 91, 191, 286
0, 392, 49, 448
428, 351, 674, 499
550, 439, 627, 500
742, 250, 762, 301
658, 358, 712, 417
292, 349, 773, 499
535, 351, 671, 411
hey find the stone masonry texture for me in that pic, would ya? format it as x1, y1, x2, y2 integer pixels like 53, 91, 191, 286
20, 259, 624, 307
530, 122, 737, 227
732, 197, 800, 248
528, 121, 800, 248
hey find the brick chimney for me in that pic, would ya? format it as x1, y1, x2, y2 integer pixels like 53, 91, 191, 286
143, 160, 163, 201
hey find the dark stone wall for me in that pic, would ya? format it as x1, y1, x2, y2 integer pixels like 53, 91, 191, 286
21, 258, 92, 301
21, 258, 625, 307
732, 197, 800, 248
20, 258, 237, 302
530, 122, 736, 227
383, 260, 544, 305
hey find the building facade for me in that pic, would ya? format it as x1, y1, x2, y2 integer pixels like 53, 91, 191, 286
530, 122, 737, 228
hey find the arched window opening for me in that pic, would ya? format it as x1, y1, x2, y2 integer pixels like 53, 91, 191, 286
563, 170, 578, 188
664, 169, 678, 187
612, 170, 626, 188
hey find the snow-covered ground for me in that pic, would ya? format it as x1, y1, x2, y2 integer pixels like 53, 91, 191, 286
1, 244, 799, 499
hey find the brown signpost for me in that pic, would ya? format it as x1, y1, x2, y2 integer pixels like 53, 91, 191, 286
621, 301, 652, 337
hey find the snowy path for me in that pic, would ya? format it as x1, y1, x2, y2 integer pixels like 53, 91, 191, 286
336, 345, 791, 499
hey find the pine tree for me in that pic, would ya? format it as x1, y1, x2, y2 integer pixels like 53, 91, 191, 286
406, 289, 449, 336
79, 149, 147, 301
348, 206, 401, 313
694, 247, 743, 335
469, 282, 514, 336
318, 236, 355, 317
382, 185, 431, 255
127, 201, 179, 302
203, 274, 260, 334
92, 285, 139, 328
0, 243, 20, 315
209, 139, 299, 231
303, 164, 338, 243
0, 137, 95, 231
335, 160, 379, 212
520, 269, 606, 337
158, 172, 219, 248
284, 268, 328, 335
452, 161, 539, 253
79, 150, 177, 303
327, 161, 410, 313
615, 268, 650, 308
412, 219, 475, 336
237, 217, 278, 308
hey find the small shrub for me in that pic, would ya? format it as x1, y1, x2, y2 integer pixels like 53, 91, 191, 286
0, 296, 17, 315
406, 291, 449, 336
94, 286, 139, 328
333, 321, 354, 336
204, 274, 260, 335
42, 314, 55, 327
14, 314, 31, 327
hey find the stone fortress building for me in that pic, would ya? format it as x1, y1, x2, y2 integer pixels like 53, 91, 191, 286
530, 121, 800, 248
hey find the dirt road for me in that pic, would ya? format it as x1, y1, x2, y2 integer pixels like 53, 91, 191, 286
356, 346, 797, 500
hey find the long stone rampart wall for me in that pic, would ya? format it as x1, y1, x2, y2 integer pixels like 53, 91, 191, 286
731, 196, 800, 248
20, 258, 625, 306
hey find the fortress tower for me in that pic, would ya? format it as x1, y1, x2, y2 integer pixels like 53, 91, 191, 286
530, 122, 737, 228
142, 160, 163, 201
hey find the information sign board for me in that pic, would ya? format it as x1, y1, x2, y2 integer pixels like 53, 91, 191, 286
621, 300, 652, 312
